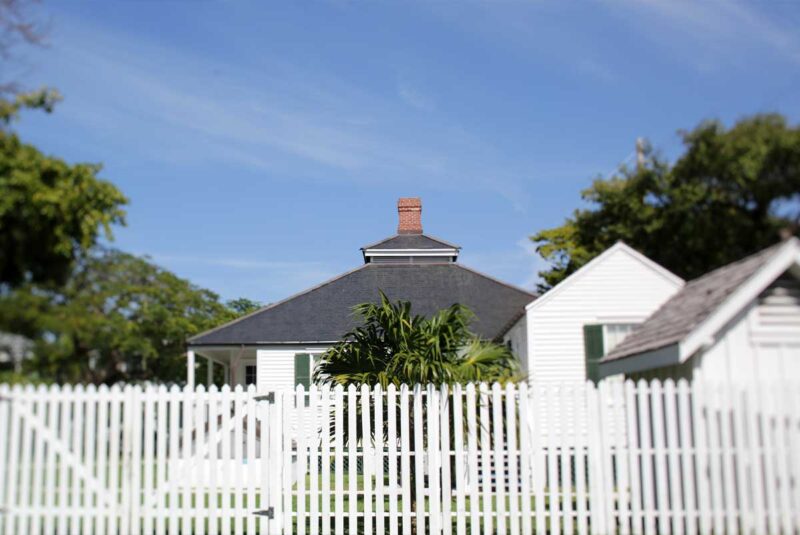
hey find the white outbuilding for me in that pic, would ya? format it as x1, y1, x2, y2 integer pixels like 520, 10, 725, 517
522, 242, 684, 384
599, 238, 800, 385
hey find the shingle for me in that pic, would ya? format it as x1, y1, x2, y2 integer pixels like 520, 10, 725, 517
602, 241, 786, 362
189, 263, 534, 345
361, 234, 460, 250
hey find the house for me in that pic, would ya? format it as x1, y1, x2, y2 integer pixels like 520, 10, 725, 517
522, 242, 685, 384
0, 332, 33, 373
599, 237, 800, 385
186, 198, 535, 390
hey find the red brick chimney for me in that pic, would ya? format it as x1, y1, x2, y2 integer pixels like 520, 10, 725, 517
397, 197, 422, 235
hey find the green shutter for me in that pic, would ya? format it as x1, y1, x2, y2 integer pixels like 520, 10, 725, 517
583, 324, 605, 383
294, 353, 311, 388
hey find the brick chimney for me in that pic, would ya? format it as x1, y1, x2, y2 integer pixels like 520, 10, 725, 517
397, 197, 422, 235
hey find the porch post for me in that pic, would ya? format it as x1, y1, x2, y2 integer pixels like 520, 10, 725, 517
187, 349, 195, 389
207, 357, 213, 387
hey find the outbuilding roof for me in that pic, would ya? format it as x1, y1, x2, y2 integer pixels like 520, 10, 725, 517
603, 240, 792, 362
189, 262, 534, 346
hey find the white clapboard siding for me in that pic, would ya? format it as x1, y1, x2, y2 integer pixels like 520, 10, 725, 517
0, 379, 799, 534
526, 243, 683, 385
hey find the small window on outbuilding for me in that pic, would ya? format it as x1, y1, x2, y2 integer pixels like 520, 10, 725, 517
584, 323, 639, 382
583, 325, 604, 383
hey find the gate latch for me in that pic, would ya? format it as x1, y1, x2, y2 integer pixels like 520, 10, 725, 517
254, 507, 274, 519
254, 393, 275, 403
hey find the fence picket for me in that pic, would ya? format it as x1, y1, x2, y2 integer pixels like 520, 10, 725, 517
360, 384, 372, 535
517, 383, 532, 535
399, 384, 411, 535
465, 383, 480, 535
440, 384, 452, 535
233, 386, 244, 535
649, 380, 669, 534
247, 384, 257, 535
479, 383, 491, 535
560, 384, 573, 535
308, 384, 319, 535
320, 384, 331, 535
506, 383, 520, 535
413, 384, 426, 535
296, 385, 307, 535
333, 385, 344, 535
663, 380, 683, 535
386, 384, 398, 535
374, 384, 384, 535
453, 383, 466, 535
532, 383, 546, 535
676, 380, 696, 535
347, 384, 358, 535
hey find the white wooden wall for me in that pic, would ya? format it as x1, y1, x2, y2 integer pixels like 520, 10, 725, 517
526, 244, 683, 384
0, 379, 798, 535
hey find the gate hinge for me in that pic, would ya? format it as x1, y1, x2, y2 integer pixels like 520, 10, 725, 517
253, 507, 274, 519
254, 392, 275, 403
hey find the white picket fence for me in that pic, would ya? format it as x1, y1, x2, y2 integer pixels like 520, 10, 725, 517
0, 379, 798, 535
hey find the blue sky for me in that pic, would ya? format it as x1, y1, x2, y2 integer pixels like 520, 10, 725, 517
11, 1, 800, 303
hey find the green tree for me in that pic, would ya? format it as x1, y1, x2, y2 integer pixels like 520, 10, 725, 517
314, 292, 519, 388
225, 297, 261, 316
0, 249, 246, 384
533, 114, 800, 290
0, 93, 128, 288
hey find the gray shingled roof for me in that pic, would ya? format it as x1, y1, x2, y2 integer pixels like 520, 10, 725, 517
189, 263, 534, 345
603, 241, 786, 362
361, 234, 460, 250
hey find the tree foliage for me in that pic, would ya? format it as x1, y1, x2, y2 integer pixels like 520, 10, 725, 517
0, 89, 128, 288
0, 249, 247, 384
314, 292, 519, 388
532, 114, 800, 290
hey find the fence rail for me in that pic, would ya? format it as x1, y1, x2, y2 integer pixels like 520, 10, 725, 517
0, 379, 798, 534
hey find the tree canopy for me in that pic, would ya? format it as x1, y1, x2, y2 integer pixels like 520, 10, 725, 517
0, 249, 249, 384
314, 292, 519, 388
532, 114, 800, 290
0, 90, 128, 288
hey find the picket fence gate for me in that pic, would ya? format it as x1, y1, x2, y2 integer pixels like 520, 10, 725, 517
0, 379, 798, 535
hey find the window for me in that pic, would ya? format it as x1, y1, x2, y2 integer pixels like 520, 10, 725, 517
583, 323, 638, 382
244, 364, 257, 386
294, 353, 311, 388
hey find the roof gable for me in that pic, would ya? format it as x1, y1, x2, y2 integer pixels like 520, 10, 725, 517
526, 241, 684, 312
603, 238, 800, 363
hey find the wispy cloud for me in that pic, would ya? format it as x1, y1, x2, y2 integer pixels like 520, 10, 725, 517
605, 0, 800, 70
397, 78, 435, 111
42, 12, 532, 210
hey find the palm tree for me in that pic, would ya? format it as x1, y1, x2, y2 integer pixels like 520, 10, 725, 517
313, 291, 519, 387
313, 292, 519, 533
